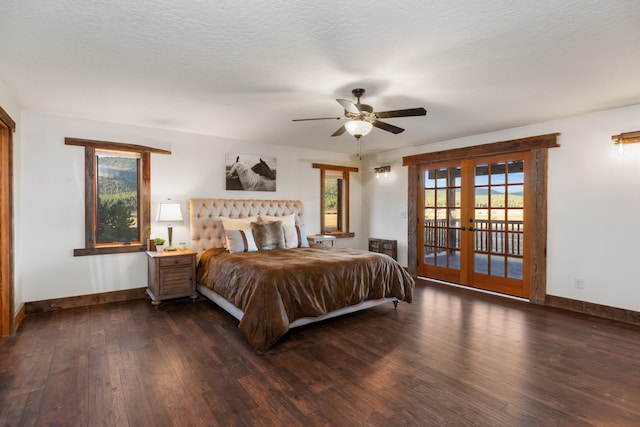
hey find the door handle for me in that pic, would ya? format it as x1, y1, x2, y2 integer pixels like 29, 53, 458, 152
469, 227, 475, 232
460, 226, 466, 231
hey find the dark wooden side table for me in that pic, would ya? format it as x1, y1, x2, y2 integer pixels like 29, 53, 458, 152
368, 238, 398, 261
146, 249, 197, 305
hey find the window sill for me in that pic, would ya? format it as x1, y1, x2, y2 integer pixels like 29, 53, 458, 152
323, 232, 355, 239
74, 245, 147, 257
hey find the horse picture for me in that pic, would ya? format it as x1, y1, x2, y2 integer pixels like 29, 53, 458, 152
251, 158, 276, 180
226, 154, 277, 192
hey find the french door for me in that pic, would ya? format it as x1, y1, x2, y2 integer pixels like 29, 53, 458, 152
418, 152, 531, 298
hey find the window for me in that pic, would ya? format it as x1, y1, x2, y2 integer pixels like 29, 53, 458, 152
66, 138, 170, 256
312, 163, 358, 237
96, 150, 140, 244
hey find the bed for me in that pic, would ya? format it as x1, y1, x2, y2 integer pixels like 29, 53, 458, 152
189, 198, 415, 352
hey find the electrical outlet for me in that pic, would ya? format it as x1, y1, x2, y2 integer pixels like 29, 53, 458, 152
574, 279, 584, 289
400, 210, 407, 219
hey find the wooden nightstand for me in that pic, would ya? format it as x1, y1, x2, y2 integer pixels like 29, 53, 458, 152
146, 249, 197, 305
368, 238, 398, 260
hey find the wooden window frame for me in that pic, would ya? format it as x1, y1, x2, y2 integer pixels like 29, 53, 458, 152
312, 163, 358, 238
66, 137, 170, 256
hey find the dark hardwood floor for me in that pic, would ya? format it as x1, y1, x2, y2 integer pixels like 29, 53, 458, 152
2, 279, 640, 426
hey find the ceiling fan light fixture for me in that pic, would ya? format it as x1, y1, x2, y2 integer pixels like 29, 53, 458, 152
345, 120, 373, 138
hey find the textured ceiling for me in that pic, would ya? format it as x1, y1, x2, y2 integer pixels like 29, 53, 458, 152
2, 1, 640, 157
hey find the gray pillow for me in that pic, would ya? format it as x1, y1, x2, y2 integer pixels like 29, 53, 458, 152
251, 220, 286, 250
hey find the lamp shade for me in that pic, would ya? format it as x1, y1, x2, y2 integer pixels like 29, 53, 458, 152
345, 120, 373, 137
155, 203, 183, 222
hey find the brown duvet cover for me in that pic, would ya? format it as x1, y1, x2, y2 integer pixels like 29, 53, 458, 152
197, 246, 415, 352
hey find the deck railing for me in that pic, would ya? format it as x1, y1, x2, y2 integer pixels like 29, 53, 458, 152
424, 219, 524, 256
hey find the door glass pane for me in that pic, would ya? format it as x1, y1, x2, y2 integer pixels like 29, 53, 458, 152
490, 163, 506, 184
425, 170, 436, 188
507, 208, 523, 222
507, 256, 523, 279
491, 255, 505, 276
436, 168, 448, 187
475, 187, 489, 207
475, 253, 488, 274
436, 189, 447, 207
448, 228, 460, 250
507, 185, 524, 207
507, 161, 524, 184
450, 167, 462, 186
491, 209, 505, 224
473, 222, 488, 253
475, 164, 489, 183
448, 249, 461, 269
452, 188, 461, 207
491, 231, 505, 254
425, 189, 436, 205
475, 208, 489, 220
491, 185, 506, 207
449, 208, 461, 227
425, 208, 436, 221
507, 232, 523, 255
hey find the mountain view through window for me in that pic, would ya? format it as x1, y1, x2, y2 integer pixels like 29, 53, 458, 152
96, 153, 139, 243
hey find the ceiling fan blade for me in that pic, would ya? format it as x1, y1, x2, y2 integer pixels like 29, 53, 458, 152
372, 120, 405, 134
331, 125, 347, 137
292, 117, 342, 121
336, 99, 360, 114
375, 107, 427, 119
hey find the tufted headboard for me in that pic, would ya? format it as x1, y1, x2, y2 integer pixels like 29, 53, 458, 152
188, 198, 305, 254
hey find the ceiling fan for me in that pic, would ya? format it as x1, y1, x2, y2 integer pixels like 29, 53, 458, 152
292, 88, 427, 140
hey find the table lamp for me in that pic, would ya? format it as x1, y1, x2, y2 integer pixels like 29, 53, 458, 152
155, 202, 183, 251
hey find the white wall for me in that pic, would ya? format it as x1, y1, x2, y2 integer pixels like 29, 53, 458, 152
17, 111, 360, 302
361, 159, 410, 263
15, 103, 640, 314
364, 103, 640, 312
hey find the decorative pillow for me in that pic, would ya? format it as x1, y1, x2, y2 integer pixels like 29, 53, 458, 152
259, 214, 302, 248
251, 220, 286, 250
220, 216, 258, 248
294, 224, 310, 248
224, 229, 258, 253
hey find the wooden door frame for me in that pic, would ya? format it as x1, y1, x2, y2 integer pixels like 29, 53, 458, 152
403, 133, 559, 304
0, 106, 16, 335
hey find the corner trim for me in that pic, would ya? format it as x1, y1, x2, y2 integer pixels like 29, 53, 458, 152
25, 287, 147, 315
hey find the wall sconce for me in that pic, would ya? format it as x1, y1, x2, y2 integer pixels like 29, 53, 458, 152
374, 165, 391, 179
612, 131, 640, 154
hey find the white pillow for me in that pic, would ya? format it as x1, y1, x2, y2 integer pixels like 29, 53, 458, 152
293, 224, 310, 248
220, 216, 258, 248
224, 229, 258, 253
259, 214, 309, 248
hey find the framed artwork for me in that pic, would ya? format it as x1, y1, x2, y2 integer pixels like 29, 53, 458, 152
225, 153, 277, 192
